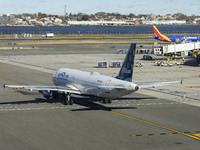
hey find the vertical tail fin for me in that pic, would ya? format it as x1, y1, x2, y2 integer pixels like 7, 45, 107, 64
116, 43, 136, 82
153, 25, 171, 42
153, 25, 161, 38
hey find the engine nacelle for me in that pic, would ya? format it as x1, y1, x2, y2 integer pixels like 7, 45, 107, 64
39, 90, 59, 99
52, 92, 59, 99
40, 90, 53, 99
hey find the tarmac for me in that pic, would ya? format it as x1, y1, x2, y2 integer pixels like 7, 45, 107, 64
0, 38, 200, 150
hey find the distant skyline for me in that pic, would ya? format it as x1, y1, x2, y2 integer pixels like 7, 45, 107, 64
1, 0, 200, 16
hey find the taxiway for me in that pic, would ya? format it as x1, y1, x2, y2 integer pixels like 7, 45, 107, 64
0, 39, 200, 150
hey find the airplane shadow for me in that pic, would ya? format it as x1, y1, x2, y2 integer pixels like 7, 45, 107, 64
0, 96, 139, 112
115, 97, 156, 101
1, 89, 159, 111
71, 97, 137, 111
183, 59, 199, 66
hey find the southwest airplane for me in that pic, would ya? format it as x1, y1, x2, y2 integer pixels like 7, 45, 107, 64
153, 25, 200, 42
4, 43, 179, 105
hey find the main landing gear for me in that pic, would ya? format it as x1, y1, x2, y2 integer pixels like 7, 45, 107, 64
62, 93, 73, 105
103, 99, 112, 104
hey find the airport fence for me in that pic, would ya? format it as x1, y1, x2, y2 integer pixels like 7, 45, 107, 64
1, 30, 200, 35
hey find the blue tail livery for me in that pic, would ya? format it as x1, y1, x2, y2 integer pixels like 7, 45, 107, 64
116, 43, 136, 82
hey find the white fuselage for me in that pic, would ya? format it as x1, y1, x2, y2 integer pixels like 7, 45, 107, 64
52, 68, 138, 99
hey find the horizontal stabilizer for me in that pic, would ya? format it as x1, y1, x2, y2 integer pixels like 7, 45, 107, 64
136, 80, 181, 88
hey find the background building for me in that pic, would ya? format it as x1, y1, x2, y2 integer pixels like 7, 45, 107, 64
0, 14, 15, 25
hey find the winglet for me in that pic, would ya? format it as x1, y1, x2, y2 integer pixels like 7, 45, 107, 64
180, 79, 183, 84
116, 43, 136, 82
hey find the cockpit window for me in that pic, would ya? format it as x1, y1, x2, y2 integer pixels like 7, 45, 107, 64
53, 70, 59, 77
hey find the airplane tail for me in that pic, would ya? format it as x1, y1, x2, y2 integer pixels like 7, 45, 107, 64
116, 43, 136, 82
153, 25, 161, 38
153, 25, 171, 42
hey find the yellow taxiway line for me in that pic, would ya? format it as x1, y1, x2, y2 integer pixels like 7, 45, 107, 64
130, 131, 200, 137
110, 111, 200, 141
0, 77, 24, 85
187, 86, 200, 88
1, 76, 200, 141
0, 76, 24, 90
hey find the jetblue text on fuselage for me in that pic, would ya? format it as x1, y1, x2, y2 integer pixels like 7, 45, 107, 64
57, 72, 69, 79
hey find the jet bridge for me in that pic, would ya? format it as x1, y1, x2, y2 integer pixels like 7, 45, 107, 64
153, 42, 200, 56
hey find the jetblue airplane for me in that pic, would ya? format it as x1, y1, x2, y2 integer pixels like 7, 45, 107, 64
153, 25, 200, 42
4, 43, 180, 105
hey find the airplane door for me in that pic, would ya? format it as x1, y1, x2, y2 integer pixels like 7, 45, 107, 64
105, 80, 111, 93
106, 80, 111, 86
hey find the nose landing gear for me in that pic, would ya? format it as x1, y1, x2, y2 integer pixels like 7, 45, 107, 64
103, 99, 112, 104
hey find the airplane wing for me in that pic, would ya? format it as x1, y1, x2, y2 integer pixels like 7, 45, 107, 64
3, 84, 81, 94
136, 80, 182, 89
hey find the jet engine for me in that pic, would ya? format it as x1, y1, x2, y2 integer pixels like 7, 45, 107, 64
40, 90, 59, 99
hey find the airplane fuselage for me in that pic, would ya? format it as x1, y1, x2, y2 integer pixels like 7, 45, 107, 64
155, 35, 200, 42
153, 25, 200, 42
52, 68, 138, 99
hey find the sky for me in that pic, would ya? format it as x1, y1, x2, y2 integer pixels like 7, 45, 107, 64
1, 0, 200, 16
